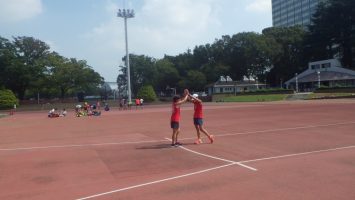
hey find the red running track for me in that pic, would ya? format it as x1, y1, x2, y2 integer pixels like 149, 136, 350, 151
0, 99, 355, 200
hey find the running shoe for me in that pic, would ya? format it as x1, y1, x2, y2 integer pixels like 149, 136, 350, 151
175, 142, 183, 146
194, 139, 203, 144
208, 135, 214, 144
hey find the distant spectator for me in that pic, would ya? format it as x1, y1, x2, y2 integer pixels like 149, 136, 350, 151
96, 100, 101, 110
119, 99, 124, 110
48, 108, 59, 118
135, 98, 140, 109
140, 98, 144, 109
60, 108, 67, 117
104, 102, 110, 111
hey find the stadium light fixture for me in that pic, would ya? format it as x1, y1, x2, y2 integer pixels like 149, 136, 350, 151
117, 9, 135, 104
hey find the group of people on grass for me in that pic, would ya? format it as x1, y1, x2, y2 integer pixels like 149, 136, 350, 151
48, 97, 145, 118
75, 101, 102, 117
170, 89, 214, 147
48, 108, 67, 118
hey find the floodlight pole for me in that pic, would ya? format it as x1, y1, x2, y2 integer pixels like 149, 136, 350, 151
117, 9, 134, 104
295, 73, 298, 93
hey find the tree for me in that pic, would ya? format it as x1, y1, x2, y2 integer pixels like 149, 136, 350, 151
307, 0, 355, 68
118, 54, 157, 97
137, 85, 157, 102
155, 59, 180, 92
224, 32, 274, 81
117, 64, 127, 98
0, 37, 16, 88
201, 62, 230, 83
1, 36, 104, 100
49, 56, 103, 99
3, 36, 50, 99
183, 70, 207, 92
262, 26, 307, 86
165, 50, 194, 78
0, 89, 18, 110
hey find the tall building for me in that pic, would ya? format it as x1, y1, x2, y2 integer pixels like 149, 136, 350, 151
272, 0, 325, 27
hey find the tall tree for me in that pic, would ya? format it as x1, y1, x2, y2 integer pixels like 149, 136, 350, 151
9, 36, 50, 99
263, 26, 307, 86
224, 32, 273, 81
0, 37, 16, 88
307, 0, 355, 68
118, 54, 157, 97
155, 59, 180, 92
49, 56, 103, 99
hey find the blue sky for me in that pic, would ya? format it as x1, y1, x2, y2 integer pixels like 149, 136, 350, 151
0, 0, 272, 82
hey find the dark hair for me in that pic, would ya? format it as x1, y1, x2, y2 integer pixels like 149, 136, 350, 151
173, 95, 180, 102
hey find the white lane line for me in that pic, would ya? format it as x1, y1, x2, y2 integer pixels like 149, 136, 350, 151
0, 140, 168, 151
75, 144, 355, 200
75, 163, 236, 200
178, 145, 236, 163
1, 121, 354, 152
215, 121, 355, 138
165, 138, 257, 171
240, 145, 355, 164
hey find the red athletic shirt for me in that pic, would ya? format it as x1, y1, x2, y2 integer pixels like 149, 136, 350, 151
171, 102, 180, 122
193, 101, 203, 118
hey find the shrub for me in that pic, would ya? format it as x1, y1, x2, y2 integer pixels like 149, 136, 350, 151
0, 89, 19, 110
137, 85, 157, 102
315, 87, 355, 93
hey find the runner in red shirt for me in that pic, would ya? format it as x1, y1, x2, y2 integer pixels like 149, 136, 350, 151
170, 90, 189, 147
189, 94, 214, 144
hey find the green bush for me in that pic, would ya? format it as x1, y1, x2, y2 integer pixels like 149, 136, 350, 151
0, 89, 19, 110
137, 85, 157, 102
315, 87, 355, 93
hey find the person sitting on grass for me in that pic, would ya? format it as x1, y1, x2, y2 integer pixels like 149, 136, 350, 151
59, 108, 67, 117
48, 108, 59, 118
75, 105, 85, 117
92, 109, 101, 116
104, 102, 110, 111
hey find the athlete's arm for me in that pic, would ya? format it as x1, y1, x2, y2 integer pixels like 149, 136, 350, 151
188, 94, 202, 103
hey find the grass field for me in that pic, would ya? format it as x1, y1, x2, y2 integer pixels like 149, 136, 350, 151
223, 94, 288, 102
308, 92, 355, 99
2, 93, 354, 113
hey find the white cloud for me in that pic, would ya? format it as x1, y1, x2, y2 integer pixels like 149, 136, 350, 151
245, 0, 271, 13
0, 0, 42, 23
80, 0, 270, 81
85, 0, 221, 56
78, 0, 224, 81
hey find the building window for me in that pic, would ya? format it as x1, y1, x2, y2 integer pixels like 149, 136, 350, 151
311, 64, 320, 69
321, 63, 331, 68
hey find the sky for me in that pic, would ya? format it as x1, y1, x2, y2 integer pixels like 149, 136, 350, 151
0, 0, 272, 82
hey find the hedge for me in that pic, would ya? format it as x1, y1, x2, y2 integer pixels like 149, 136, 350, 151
0, 89, 19, 110
315, 87, 355, 93
137, 85, 157, 102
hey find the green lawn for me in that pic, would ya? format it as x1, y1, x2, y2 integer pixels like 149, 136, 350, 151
223, 94, 289, 102
308, 93, 355, 99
